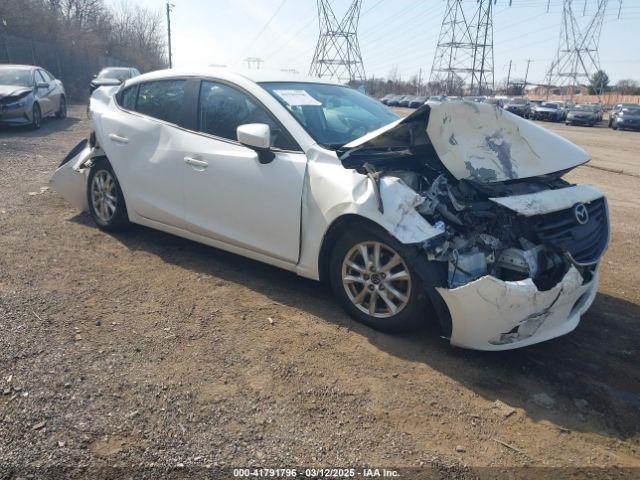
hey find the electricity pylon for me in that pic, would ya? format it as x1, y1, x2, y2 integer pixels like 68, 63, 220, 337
309, 0, 366, 85
429, 0, 508, 96
545, 0, 610, 99
429, 0, 474, 95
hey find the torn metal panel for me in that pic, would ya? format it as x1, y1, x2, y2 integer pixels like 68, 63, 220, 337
436, 266, 598, 350
427, 102, 590, 182
489, 184, 603, 216
49, 141, 93, 212
341, 102, 590, 183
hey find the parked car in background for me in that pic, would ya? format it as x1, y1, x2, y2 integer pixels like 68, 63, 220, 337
462, 96, 486, 103
585, 103, 604, 121
398, 95, 416, 108
485, 97, 504, 108
0, 64, 66, 129
528, 99, 543, 110
51, 68, 609, 351
503, 98, 531, 118
386, 95, 405, 107
90, 67, 140, 95
389, 95, 413, 107
555, 101, 572, 121
531, 101, 563, 122
611, 105, 640, 131
428, 95, 447, 103
565, 104, 600, 126
409, 96, 427, 108
379, 93, 395, 105
608, 103, 637, 127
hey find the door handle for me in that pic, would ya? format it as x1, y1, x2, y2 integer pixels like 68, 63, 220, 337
109, 133, 129, 145
184, 156, 208, 168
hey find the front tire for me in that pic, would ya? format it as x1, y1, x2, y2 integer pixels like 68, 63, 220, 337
329, 224, 427, 333
30, 103, 41, 130
87, 159, 130, 231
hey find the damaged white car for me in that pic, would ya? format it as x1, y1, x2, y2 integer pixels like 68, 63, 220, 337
51, 69, 610, 350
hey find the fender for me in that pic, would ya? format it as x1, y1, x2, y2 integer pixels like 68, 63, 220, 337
295, 145, 443, 280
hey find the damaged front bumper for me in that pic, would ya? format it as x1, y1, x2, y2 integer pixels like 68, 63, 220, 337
436, 265, 598, 351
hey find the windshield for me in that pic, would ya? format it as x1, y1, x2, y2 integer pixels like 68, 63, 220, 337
0, 68, 32, 87
623, 107, 640, 114
541, 102, 558, 109
574, 104, 596, 112
261, 82, 399, 149
98, 68, 131, 80
508, 99, 526, 104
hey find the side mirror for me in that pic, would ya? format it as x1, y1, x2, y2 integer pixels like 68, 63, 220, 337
37, 82, 49, 89
237, 123, 275, 164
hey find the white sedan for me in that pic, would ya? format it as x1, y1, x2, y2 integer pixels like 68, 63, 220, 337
51, 69, 609, 350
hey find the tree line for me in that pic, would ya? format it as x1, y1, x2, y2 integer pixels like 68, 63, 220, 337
0, 0, 167, 73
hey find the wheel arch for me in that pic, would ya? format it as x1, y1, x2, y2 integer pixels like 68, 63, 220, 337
318, 214, 392, 284
317, 213, 454, 336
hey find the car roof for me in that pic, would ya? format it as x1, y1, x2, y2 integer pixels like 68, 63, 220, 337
0, 64, 36, 70
124, 68, 342, 87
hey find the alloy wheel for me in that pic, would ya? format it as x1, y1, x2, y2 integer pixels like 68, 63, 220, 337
341, 241, 412, 318
91, 170, 118, 223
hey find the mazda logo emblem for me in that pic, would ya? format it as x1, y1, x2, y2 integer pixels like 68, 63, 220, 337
574, 203, 589, 225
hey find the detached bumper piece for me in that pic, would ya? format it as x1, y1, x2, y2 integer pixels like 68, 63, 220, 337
437, 266, 598, 351
49, 139, 92, 212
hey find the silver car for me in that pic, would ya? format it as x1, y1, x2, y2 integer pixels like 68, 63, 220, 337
0, 64, 67, 129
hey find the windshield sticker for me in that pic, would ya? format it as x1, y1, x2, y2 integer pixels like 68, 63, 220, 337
274, 89, 322, 106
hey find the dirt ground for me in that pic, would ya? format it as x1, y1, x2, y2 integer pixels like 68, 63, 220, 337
1, 105, 639, 478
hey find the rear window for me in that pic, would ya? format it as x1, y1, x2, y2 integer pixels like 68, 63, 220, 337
134, 80, 186, 125
118, 85, 138, 110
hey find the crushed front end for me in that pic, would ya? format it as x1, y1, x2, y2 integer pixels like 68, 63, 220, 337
340, 102, 610, 350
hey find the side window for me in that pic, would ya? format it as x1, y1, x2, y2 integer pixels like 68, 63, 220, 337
118, 85, 138, 110
198, 80, 297, 151
35, 70, 46, 84
40, 70, 53, 81
135, 80, 186, 125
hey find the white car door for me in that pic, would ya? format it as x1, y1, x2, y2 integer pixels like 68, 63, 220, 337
179, 80, 307, 263
93, 79, 188, 228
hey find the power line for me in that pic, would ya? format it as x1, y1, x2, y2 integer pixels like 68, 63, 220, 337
239, 0, 290, 62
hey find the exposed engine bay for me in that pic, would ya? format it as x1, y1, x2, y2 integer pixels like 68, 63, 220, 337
382, 169, 602, 290
339, 102, 609, 293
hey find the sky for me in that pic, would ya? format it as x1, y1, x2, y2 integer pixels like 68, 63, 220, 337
113, 0, 640, 84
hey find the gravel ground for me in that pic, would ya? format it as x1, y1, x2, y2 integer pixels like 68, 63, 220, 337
1, 105, 639, 478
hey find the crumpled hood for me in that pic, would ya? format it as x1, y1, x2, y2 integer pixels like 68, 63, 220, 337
0, 85, 33, 98
342, 101, 589, 183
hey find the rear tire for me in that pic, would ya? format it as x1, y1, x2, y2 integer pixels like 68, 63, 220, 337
87, 158, 131, 232
329, 223, 428, 333
56, 96, 67, 119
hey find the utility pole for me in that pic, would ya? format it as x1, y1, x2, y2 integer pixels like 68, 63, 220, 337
523, 59, 532, 96
166, 2, 174, 68
506, 60, 512, 95
417, 67, 423, 94
245, 57, 264, 69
